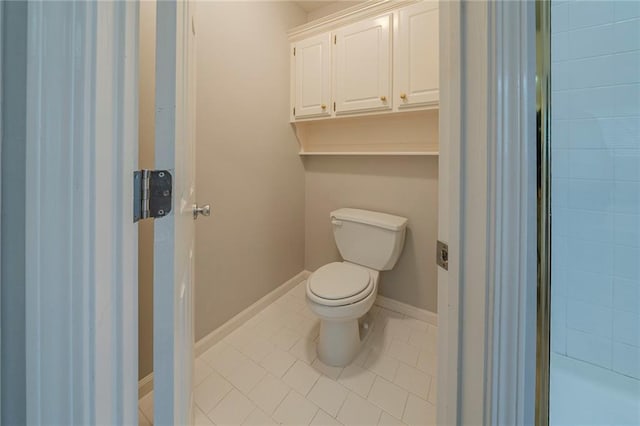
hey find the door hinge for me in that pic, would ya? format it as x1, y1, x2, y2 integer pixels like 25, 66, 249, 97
293, 47, 296, 56
334, 35, 337, 44
293, 107, 296, 116
134, 170, 173, 223
333, 102, 336, 112
436, 240, 449, 271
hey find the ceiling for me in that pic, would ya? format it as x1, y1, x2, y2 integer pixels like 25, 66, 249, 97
295, 1, 363, 14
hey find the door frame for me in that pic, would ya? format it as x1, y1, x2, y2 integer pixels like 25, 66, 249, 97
439, 1, 538, 424
20, 2, 139, 424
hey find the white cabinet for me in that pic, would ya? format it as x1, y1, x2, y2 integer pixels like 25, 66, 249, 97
334, 14, 392, 114
394, 2, 439, 109
292, 33, 332, 119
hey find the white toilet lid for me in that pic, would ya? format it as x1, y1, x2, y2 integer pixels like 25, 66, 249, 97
308, 262, 371, 300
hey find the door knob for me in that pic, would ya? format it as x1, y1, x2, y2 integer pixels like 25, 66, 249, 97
193, 204, 211, 220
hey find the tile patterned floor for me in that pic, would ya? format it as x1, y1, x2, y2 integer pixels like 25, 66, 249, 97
139, 279, 438, 425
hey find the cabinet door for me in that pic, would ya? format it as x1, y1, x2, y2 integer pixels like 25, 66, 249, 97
293, 33, 332, 119
334, 14, 392, 114
395, 2, 439, 109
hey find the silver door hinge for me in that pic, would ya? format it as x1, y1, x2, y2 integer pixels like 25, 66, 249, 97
134, 170, 172, 222
293, 47, 296, 56
437, 240, 448, 270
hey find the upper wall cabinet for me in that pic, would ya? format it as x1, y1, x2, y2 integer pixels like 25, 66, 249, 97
334, 14, 392, 115
293, 33, 332, 119
394, 2, 439, 109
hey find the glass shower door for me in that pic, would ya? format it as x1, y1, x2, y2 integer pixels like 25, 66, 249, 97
546, 1, 640, 424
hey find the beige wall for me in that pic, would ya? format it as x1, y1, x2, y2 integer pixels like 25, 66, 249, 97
194, 2, 308, 340
304, 156, 439, 313
138, 0, 155, 380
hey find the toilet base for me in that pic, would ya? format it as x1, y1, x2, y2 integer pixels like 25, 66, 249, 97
317, 314, 374, 367
317, 319, 361, 367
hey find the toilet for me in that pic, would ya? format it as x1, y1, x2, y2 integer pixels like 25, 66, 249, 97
306, 208, 408, 367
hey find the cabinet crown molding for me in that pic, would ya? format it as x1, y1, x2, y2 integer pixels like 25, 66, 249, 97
288, 0, 422, 41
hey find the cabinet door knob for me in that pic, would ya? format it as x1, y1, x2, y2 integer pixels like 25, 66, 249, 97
380, 96, 387, 102
400, 93, 407, 100
321, 104, 326, 110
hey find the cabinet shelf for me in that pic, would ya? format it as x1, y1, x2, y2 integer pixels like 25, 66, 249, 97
293, 109, 438, 156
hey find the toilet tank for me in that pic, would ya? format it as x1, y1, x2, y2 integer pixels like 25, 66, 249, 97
331, 208, 408, 271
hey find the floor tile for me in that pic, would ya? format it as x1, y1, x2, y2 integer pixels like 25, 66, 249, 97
209, 389, 255, 425
138, 409, 151, 426
194, 370, 233, 414
312, 358, 343, 381
367, 376, 408, 419
238, 335, 275, 363
138, 391, 154, 422
283, 360, 321, 396
337, 392, 382, 426
338, 364, 376, 398
194, 406, 214, 425
206, 345, 250, 378
290, 336, 319, 365
404, 318, 430, 333
141, 283, 438, 426
352, 345, 373, 367
273, 391, 319, 425
248, 374, 290, 415
308, 376, 349, 417
402, 394, 436, 426
393, 363, 431, 400
378, 411, 405, 425
416, 348, 437, 375
227, 357, 267, 394
386, 339, 420, 367
384, 318, 412, 342
260, 348, 297, 378
364, 350, 400, 381
272, 328, 301, 351
311, 409, 343, 425
242, 408, 278, 425
200, 341, 229, 365
194, 358, 214, 387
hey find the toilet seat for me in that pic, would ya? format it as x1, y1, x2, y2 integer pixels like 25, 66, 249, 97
307, 262, 375, 307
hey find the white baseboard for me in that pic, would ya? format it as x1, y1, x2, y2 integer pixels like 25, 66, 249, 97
375, 294, 438, 326
194, 270, 311, 358
138, 371, 154, 398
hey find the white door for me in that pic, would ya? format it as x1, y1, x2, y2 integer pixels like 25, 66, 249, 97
293, 33, 332, 119
334, 14, 392, 114
153, 0, 198, 425
395, 2, 439, 109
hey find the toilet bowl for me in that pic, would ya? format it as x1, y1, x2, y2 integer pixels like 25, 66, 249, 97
305, 208, 407, 367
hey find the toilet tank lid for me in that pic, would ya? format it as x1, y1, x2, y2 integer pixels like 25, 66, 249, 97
331, 208, 408, 231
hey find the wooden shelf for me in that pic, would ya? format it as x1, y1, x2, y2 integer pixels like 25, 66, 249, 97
293, 109, 439, 156
299, 151, 438, 156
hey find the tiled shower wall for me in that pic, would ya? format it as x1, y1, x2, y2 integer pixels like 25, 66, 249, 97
551, 0, 640, 379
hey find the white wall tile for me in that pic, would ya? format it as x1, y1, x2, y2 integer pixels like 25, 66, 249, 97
569, 150, 614, 180
567, 299, 613, 337
567, 210, 613, 243
568, 24, 614, 60
567, 270, 613, 307
568, 179, 613, 212
568, 1, 614, 30
567, 239, 613, 276
613, 277, 640, 313
613, 342, 640, 379
566, 329, 613, 368
614, 1, 640, 21
613, 310, 640, 347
